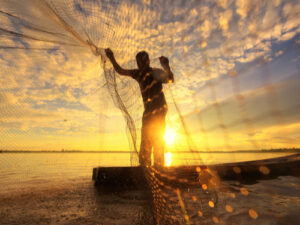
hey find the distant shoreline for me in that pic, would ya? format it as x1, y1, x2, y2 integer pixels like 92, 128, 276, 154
1, 149, 300, 154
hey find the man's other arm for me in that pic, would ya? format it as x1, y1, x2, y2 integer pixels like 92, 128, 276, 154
105, 48, 134, 77
162, 63, 174, 84
153, 56, 174, 83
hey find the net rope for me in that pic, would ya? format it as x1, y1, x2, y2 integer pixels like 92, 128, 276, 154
0, 0, 299, 224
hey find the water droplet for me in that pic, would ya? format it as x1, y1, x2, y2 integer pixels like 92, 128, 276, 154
225, 204, 233, 213
259, 166, 270, 175
249, 209, 258, 219
198, 211, 203, 217
212, 216, 219, 223
240, 187, 248, 195
233, 166, 241, 174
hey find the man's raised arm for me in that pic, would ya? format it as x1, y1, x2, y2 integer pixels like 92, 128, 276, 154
155, 56, 174, 83
105, 48, 133, 77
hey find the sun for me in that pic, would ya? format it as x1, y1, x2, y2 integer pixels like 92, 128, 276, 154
164, 126, 176, 146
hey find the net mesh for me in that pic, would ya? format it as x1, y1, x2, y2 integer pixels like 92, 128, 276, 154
1, 0, 300, 224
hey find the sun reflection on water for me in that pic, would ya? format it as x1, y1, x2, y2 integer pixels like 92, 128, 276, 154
165, 152, 172, 167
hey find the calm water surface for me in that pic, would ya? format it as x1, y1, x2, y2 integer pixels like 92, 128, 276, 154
0, 152, 299, 225
0, 152, 296, 194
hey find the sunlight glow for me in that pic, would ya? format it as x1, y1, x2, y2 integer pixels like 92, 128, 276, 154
165, 152, 172, 167
164, 126, 176, 146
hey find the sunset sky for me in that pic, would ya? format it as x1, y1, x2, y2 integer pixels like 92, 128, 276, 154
0, 0, 299, 152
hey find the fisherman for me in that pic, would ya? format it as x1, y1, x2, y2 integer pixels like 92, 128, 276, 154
104, 48, 174, 168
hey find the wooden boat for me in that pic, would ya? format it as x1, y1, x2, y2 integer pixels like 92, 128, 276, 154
92, 153, 300, 187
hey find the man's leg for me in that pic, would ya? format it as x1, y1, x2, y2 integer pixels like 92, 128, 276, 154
152, 114, 166, 168
139, 119, 152, 167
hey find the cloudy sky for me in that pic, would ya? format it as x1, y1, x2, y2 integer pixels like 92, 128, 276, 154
0, 0, 299, 152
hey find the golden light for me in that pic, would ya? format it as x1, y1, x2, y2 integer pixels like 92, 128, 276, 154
165, 152, 173, 167
164, 126, 176, 145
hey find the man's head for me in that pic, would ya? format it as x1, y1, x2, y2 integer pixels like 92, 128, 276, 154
136, 51, 150, 70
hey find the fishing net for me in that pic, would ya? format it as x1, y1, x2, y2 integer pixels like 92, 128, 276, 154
1, 0, 300, 224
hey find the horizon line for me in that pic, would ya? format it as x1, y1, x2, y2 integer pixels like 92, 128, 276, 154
1, 149, 300, 154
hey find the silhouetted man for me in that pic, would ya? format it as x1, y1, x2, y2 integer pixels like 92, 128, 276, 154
105, 48, 174, 168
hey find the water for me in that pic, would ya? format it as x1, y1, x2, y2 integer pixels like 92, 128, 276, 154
0, 152, 127, 194
0, 152, 296, 194
0, 152, 299, 224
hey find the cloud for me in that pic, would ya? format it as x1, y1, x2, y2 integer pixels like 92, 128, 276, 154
181, 78, 300, 149
252, 122, 300, 147
0, 0, 299, 150
0, 92, 18, 106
